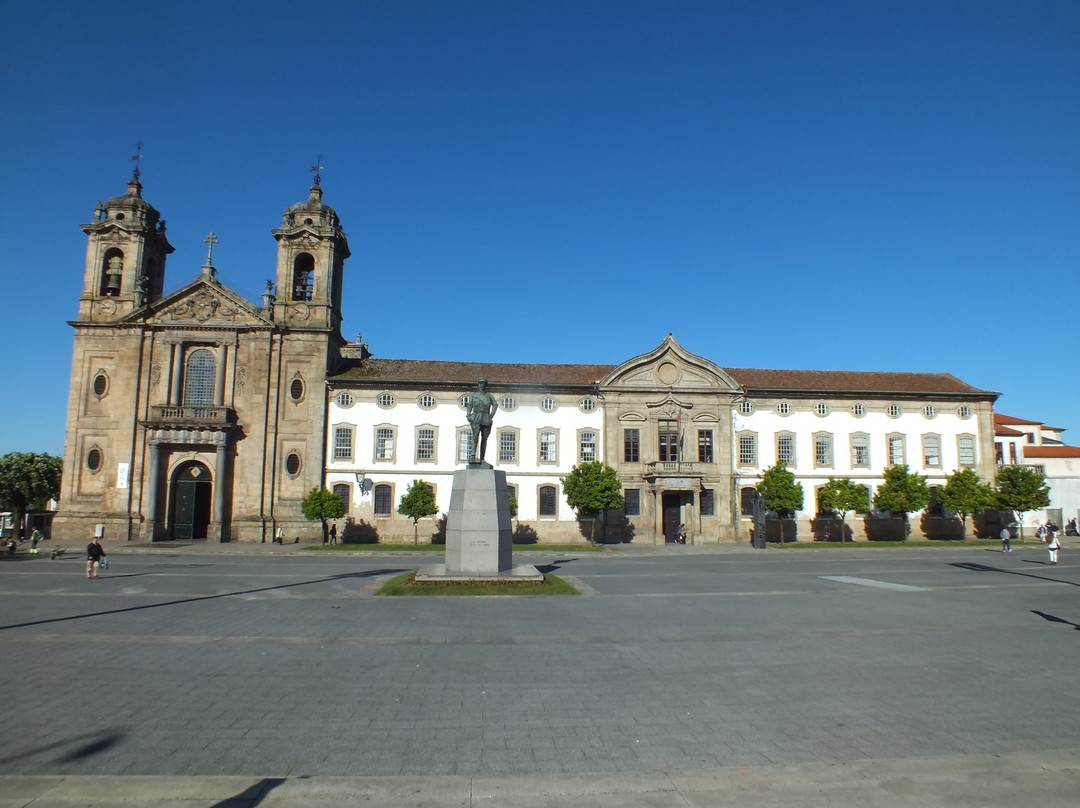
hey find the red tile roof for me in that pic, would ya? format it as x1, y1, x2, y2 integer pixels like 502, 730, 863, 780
995, 425, 1024, 437
994, 413, 1043, 426
1024, 446, 1080, 458
330, 356, 996, 397
724, 368, 993, 396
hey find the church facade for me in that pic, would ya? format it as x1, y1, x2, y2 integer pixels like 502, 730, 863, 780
56, 174, 999, 544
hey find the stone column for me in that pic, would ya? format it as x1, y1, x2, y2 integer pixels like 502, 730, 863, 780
170, 343, 182, 406
212, 438, 228, 542
145, 435, 161, 541
215, 345, 227, 406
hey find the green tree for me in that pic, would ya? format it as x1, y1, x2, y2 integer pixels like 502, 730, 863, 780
756, 462, 804, 542
994, 465, 1051, 540
561, 461, 624, 545
938, 468, 995, 538
872, 464, 930, 538
398, 479, 439, 544
301, 487, 346, 543
817, 477, 870, 542
507, 494, 518, 521
0, 452, 62, 541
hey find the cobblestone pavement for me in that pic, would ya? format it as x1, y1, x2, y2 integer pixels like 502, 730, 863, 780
1, 541, 1078, 805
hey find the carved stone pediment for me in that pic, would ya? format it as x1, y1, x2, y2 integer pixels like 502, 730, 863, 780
146, 286, 266, 327
599, 334, 743, 393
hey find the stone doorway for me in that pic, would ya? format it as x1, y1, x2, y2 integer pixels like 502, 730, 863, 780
169, 461, 212, 540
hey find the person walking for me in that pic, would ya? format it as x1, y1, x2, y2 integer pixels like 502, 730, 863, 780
86, 536, 107, 579
999, 526, 1012, 553
29, 529, 42, 555
328, 523, 338, 545
1047, 523, 1061, 565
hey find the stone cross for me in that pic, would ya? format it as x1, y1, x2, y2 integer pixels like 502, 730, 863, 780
203, 232, 219, 266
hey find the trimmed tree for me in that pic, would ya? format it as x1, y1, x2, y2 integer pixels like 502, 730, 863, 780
561, 461, 624, 545
872, 464, 930, 538
398, 479, 439, 544
938, 468, 995, 538
301, 486, 346, 543
0, 452, 62, 541
756, 462, 804, 542
817, 477, 870, 542
994, 465, 1051, 540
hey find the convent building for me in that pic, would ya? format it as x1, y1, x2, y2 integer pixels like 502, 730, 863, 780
55, 173, 1000, 544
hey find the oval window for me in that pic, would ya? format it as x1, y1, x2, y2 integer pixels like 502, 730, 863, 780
285, 452, 301, 475
87, 447, 102, 472
93, 373, 108, 397
290, 378, 304, 402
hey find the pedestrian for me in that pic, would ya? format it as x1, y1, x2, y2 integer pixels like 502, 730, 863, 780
329, 523, 338, 545
274, 526, 284, 545
1047, 523, 1061, 565
999, 526, 1012, 553
29, 529, 42, 555
86, 535, 107, 579
676, 523, 687, 544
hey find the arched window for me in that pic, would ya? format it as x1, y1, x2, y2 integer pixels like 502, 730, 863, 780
291, 253, 315, 301
183, 349, 215, 407
101, 249, 124, 296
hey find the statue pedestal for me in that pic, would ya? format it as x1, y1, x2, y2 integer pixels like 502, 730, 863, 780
416, 464, 542, 582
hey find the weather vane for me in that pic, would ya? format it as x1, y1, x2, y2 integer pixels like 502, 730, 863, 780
203, 232, 219, 266
311, 154, 324, 186
131, 141, 144, 180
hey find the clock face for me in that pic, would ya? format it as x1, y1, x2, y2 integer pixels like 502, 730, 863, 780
97, 299, 117, 317
291, 303, 310, 321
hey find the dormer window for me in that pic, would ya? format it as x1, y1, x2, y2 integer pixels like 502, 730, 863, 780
291, 253, 315, 301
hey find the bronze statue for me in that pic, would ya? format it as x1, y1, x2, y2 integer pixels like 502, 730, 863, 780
466, 377, 498, 463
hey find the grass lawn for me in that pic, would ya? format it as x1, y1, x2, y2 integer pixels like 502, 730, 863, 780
772, 539, 1018, 549
376, 571, 579, 596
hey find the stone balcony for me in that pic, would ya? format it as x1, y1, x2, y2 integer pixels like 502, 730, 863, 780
145, 404, 234, 428
644, 461, 707, 478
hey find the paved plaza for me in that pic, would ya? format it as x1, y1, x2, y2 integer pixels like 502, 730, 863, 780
1, 541, 1078, 806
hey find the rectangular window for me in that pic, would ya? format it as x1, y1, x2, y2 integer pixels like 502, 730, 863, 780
458, 429, 474, 462
777, 433, 795, 466
814, 434, 832, 467
375, 427, 395, 461
888, 435, 905, 466
499, 430, 517, 463
658, 419, 678, 462
624, 488, 641, 516
698, 430, 714, 463
851, 435, 869, 467
539, 485, 557, 517
958, 436, 976, 467
739, 433, 756, 466
700, 488, 715, 516
373, 484, 392, 515
333, 426, 353, 461
624, 428, 640, 463
539, 430, 557, 463
332, 483, 350, 513
923, 435, 940, 467
579, 431, 597, 463
416, 427, 435, 461
740, 486, 757, 516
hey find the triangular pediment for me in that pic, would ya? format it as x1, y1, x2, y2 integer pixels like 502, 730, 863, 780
599, 334, 743, 393
130, 278, 273, 328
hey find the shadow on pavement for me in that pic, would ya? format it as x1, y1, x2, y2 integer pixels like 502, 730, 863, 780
949, 561, 1078, 587
0, 568, 409, 632
211, 777, 285, 807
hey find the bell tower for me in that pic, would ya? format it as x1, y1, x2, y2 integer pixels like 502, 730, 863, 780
77, 159, 174, 322
271, 166, 350, 332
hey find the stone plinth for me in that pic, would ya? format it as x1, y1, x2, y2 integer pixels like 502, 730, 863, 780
416, 463, 542, 583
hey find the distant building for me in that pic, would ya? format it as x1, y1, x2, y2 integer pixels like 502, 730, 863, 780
994, 413, 1080, 529
54, 172, 1005, 544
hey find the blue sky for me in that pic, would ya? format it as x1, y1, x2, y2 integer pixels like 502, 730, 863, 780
1, 0, 1078, 456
